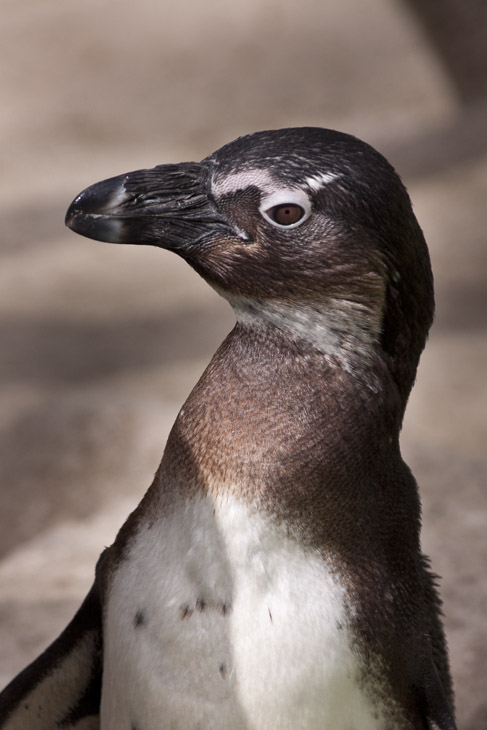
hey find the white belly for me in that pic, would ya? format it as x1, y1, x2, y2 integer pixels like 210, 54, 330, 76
100, 494, 385, 730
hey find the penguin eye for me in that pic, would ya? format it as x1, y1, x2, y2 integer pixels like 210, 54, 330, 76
266, 204, 305, 226
259, 189, 311, 229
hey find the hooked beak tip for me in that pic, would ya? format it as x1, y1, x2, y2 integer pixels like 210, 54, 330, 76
65, 174, 131, 242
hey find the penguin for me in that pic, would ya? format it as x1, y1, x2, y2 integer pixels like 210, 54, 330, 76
0, 127, 457, 730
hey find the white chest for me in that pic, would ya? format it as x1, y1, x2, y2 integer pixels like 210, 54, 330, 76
100, 495, 385, 730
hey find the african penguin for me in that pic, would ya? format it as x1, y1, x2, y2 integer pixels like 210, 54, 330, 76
0, 127, 457, 730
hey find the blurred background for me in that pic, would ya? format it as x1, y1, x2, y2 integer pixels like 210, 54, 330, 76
0, 0, 485, 726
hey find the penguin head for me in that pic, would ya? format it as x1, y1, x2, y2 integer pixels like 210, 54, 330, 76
66, 127, 433, 399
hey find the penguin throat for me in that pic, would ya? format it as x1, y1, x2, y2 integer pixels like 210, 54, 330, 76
226, 296, 381, 373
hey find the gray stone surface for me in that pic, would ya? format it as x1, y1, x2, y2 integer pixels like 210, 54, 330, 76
1, 1, 485, 727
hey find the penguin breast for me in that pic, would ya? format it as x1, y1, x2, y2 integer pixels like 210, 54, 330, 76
101, 493, 389, 730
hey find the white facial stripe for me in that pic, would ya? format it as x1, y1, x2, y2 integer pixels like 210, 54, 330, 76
305, 172, 341, 191
211, 168, 339, 230
212, 168, 278, 199
213, 169, 341, 199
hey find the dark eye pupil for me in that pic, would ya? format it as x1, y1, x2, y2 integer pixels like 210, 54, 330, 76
268, 203, 304, 226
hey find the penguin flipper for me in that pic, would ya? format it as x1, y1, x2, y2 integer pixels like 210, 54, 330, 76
0, 581, 102, 730
416, 653, 458, 730
414, 558, 457, 729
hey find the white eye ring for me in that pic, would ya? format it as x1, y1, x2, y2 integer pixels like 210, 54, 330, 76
259, 189, 312, 229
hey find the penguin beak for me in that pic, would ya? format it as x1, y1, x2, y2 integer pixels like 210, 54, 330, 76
65, 162, 233, 252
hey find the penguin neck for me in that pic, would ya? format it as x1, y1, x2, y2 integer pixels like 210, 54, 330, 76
162, 320, 406, 514
227, 295, 384, 377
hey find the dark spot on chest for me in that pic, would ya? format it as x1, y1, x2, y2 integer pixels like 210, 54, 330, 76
179, 598, 232, 619
180, 604, 194, 619
218, 601, 232, 616
219, 662, 227, 679
133, 610, 146, 628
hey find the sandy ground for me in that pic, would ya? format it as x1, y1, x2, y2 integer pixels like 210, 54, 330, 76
0, 1, 485, 728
